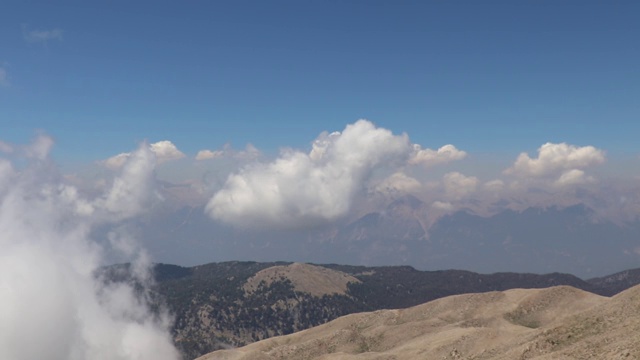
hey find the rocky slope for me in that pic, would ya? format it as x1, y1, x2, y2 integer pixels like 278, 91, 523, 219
108, 261, 640, 359
197, 284, 640, 359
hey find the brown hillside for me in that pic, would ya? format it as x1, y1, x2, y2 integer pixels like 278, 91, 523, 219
194, 284, 639, 360
243, 263, 361, 297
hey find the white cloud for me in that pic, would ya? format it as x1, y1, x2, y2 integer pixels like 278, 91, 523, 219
195, 149, 223, 160
98, 144, 157, 219
104, 152, 130, 170
22, 26, 63, 43
443, 171, 478, 200
24, 134, 54, 160
309, 131, 341, 161
149, 140, 185, 163
103, 140, 184, 169
0, 136, 179, 360
409, 144, 467, 167
206, 120, 414, 227
506, 142, 605, 178
554, 169, 595, 187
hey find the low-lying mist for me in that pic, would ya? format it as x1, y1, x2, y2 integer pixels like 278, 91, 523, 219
0, 136, 180, 360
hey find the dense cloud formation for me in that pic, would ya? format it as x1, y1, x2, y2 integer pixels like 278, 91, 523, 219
0, 137, 180, 360
505, 142, 605, 186
442, 172, 479, 200
201, 133, 616, 228
206, 120, 416, 227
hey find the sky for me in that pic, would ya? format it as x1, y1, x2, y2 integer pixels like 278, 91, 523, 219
1, 1, 639, 163
0, 4, 639, 357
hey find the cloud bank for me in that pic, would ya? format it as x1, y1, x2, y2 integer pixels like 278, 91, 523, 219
505, 142, 605, 188
506, 142, 605, 177
0, 136, 180, 360
206, 120, 417, 227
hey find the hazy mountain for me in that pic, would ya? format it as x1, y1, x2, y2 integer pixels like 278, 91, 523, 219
198, 284, 640, 360
587, 267, 640, 296
129, 196, 640, 279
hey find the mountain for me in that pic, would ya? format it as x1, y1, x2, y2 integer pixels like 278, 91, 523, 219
323, 200, 640, 277
587, 267, 640, 296
129, 197, 640, 278
197, 284, 640, 360
98, 261, 640, 359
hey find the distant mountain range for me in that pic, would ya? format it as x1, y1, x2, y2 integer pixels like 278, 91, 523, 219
132, 195, 640, 278
102, 261, 640, 359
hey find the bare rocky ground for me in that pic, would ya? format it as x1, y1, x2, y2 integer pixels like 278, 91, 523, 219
197, 284, 640, 360
243, 263, 361, 297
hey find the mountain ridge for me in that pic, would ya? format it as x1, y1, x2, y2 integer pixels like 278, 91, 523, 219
100, 260, 640, 359
133, 197, 640, 278
196, 283, 640, 359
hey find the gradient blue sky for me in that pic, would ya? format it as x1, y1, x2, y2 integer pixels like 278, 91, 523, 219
1, 1, 639, 162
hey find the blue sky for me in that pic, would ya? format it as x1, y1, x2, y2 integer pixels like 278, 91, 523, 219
2, 1, 640, 280
1, 1, 639, 162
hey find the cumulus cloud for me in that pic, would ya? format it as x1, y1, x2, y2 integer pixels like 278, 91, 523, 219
104, 152, 130, 170
505, 142, 605, 178
150, 141, 185, 163
98, 145, 158, 219
22, 25, 63, 43
503, 142, 605, 191
442, 172, 478, 200
554, 169, 595, 187
24, 134, 55, 160
0, 136, 179, 360
103, 140, 184, 169
195, 149, 223, 160
206, 120, 414, 227
409, 144, 467, 167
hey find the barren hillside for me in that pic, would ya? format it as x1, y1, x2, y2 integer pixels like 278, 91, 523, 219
197, 284, 640, 360
243, 263, 361, 297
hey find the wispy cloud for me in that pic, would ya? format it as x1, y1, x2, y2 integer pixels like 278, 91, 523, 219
22, 25, 64, 43
0, 66, 9, 87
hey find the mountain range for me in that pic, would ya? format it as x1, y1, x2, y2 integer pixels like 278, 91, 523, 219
131, 195, 640, 279
104, 261, 640, 359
